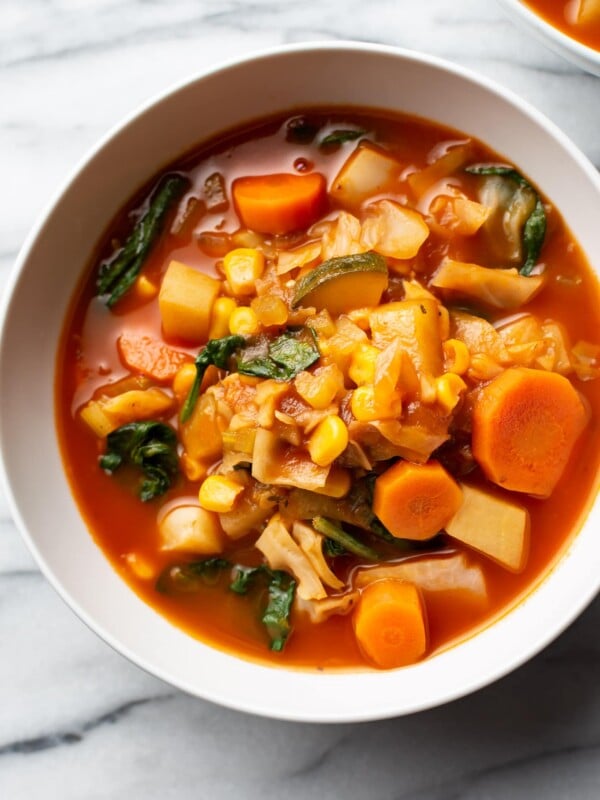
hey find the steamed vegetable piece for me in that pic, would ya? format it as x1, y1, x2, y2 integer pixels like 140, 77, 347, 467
472, 367, 588, 496
230, 565, 296, 651
373, 460, 463, 541
292, 252, 388, 315
354, 552, 488, 606
159, 504, 224, 553
100, 421, 179, 501
577, 0, 600, 23
237, 327, 320, 380
232, 172, 327, 234
465, 165, 546, 276
431, 259, 545, 310
98, 174, 189, 307
330, 143, 400, 207
445, 484, 530, 572
180, 335, 245, 423
319, 128, 366, 148
159, 260, 221, 343
117, 332, 191, 382
353, 580, 428, 668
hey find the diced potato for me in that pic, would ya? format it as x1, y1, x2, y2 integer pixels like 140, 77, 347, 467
360, 200, 429, 259
330, 144, 400, 208
354, 552, 487, 606
408, 144, 472, 197
445, 483, 530, 572
181, 391, 229, 462
370, 299, 444, 375
159, 260, 220, 343
431, 258, 545, 310
81, 387, 175, 436
159, 504, 224, 554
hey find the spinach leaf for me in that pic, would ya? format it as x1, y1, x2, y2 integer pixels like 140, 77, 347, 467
99, 421, 179, 501
312, 516, 379, 562
237, 327, 319, 380
97, 174, 189, 307
156, 558, 230, 593
323, 538, 347, 558
319, 129, 366, 148
229, 564, 297, 651
262, 571, 296, 652
180, 335, 245, 423
465, 165, 546, 276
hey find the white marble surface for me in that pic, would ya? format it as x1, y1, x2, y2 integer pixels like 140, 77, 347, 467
2, 1, 600, 797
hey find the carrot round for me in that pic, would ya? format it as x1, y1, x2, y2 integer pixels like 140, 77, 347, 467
354, 579, 428, 669
373, 460, 463, 540
232, 172, 327, 234
472, 367, 588, 497
117, 332, 192, 383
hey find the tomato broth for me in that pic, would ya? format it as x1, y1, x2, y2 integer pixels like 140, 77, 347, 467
56, 109, 600, 670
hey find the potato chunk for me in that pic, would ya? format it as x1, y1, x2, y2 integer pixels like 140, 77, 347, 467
159, 504, 224, 554
159, 260, 220, 343
445, 484, 529, 572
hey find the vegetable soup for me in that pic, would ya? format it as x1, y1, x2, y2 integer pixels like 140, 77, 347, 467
56, 109, 600, 670
522, 0, 600, 50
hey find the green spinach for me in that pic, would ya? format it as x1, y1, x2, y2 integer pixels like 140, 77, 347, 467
97, 173, 189, 307
180, 335, 245, 423
237, 327, 319, 380
99, 421, 179, 501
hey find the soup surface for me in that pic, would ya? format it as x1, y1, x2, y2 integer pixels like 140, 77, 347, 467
522, 0, 600, 50
56, 108, 600, 670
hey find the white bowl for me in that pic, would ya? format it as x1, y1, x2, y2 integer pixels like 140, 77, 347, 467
498, 0, 600, 76
1, 42, 600, 722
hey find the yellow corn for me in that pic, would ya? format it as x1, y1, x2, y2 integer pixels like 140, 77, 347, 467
134, 274, 159, 302
294, 364, 344, 409
435, 373, 467, 414
350, 385, 402, 422
198, 475, 244, 513
348, 342, 380, 386
209, 296, 238, 339
172, 363, 198, 404
223, 248, 265, 296
443, 338, 471, 375
308, 415, 349, 467
251, 295, 289, 327
229, 306, 260, 336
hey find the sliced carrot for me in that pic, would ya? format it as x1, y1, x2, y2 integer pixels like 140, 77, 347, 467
354, 579, 428, 669
472, 367, 588, 497
373, 460, 463, 540
117, 332, 192, 383
232, 172, 327, 234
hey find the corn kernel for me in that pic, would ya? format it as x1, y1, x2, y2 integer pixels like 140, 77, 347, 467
294, 364, 344, 409
172, 363, 198, 404
443, 338, 471, 375
134, 274, 159, 301
198, 475, 244, 512
251, 295, 289, 327
308, 415, 349, 467
436, 373, 467, 414
350, 385, 402, 421
209, 296, 238, 339
229, 306, 260, 336
349, 342, 380, 386
313, 466, 352, 498
223, 248, 265, 296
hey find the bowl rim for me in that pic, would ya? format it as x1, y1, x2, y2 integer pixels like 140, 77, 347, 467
2, 40, 600, 723
498, 0, 600, 76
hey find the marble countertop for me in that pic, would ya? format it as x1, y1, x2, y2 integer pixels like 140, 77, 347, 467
2, 1, 600, 797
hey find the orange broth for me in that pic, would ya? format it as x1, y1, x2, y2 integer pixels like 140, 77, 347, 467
522, 0, 600, 51
56, 109, 600, 670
